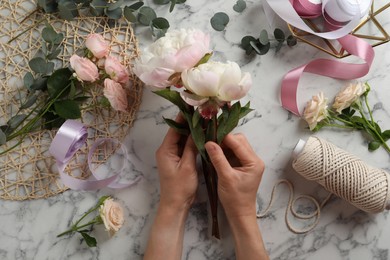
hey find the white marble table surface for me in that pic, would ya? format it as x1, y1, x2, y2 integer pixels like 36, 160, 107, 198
1, 0, 390, 259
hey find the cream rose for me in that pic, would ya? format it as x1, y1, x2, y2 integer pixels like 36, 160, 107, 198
99, 198, 124, 236
303, 92, 329, 130
332, 82, 367, 113
134, 28, 210, 88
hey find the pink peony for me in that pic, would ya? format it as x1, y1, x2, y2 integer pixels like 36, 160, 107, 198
104, 56, 130, 85
85, 34, 109, 59
103, 79, 128, 111
70, 55, 99, 82
134, 28, 211, 88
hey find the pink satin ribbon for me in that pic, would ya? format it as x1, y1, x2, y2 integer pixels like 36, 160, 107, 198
266, 0, 375, 115
49, 120, 141, 190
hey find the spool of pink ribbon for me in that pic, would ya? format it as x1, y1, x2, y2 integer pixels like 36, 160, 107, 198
49, 120, 141, 190
265, 0, 375, 115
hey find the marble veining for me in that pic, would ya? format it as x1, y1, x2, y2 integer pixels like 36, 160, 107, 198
1, 0, 390, 259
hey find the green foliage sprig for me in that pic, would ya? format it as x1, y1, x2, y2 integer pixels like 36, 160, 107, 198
36, 0, 186, 38
0, 24, 105, 153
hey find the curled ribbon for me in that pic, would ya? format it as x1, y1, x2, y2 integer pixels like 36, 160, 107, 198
265, 0, 375, 115
49, 120, 141, 190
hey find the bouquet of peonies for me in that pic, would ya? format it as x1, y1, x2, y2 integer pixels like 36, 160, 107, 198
134, 28, 253, 238
0, 27, 130, 154
57, 196, 124, 247
303, 82, 390, 155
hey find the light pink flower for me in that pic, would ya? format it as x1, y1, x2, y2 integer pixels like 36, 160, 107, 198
99, 198, 124, 237
104, 56, 130, 84
85, 34, 109, 59
134, 28, 210, 88
180, 61, 251, 106
70, 55, 99, 82
103, 79, 128, 112
303, 92, 329, 131
332, 82, 367, 113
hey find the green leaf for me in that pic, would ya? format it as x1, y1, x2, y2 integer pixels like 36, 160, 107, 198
275, 41, 283, 53
274, 28, 285, 42
29, 57, 47, 74
205, 116, 216, 142
90, 0, 107, 16
30, 77, 48, 91
124, 7, 137, 22
368, 141, 381, 151
138, 6, 157, 26
163, 117, 189, 135
47, 68, 72, 98
0, 129, 6, 145
190, 120, 206, 159
154, 0, 170, 4
350, 116, 365, 126
54, 100, 81, 119
287, 35, 297, 47
374, 122, 382, 135
153, 89, 189, 113
107, 0, 124, 11
169, 0, 177, 12
192, 109, 201, 128
37, 0, 58, 13
250, 41, 270, 55
58, 0, 78, 20
105, 7, 123, 19
241, 36, 256, 51
69, 80, 76, 99
80, 232, 97, 247
382, 130, 390, 141
217, 102, 241, 144
98, 195, 110, 205
194, 53, 212, 67
47, 48, 62, 60
239, 102, 253, 119
210, 12, 229, 31
42, 25, 58, 43
20, 95, 37, 109
43, 111, 65, 129
46, 62, 55, 74
24, 72, 34, 89
233, 0, 246, 13
7, 114, 27, 129
259, 30, 269, 45
127, 2, 144, 11
152, 17, 170, 30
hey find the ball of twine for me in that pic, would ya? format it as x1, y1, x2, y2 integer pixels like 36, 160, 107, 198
292, 136, 390, 213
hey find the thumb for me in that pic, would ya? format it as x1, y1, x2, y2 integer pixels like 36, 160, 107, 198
205, 141, 231, 176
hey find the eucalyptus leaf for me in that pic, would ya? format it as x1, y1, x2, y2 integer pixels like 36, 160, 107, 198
127, 2, 144, 11
0, 129, 6, 145
29, 57, 47, 74
368, 141, 381, 151
240, 36, 256, 51
24, 72, 34, 89
210, 12, 229, 31
58, 0, 78, 20
20, 95, 38, 109
42, 26, 58, 43
38, 0, 58, 13
30, 77, 48, 91
54, 100, 81, 119
154, 0, 170, 4
287, 35, 297, 47
169, 0, 177, 12
250, 41, 270, 55
124, 7, 137, 22
105, 7, 123, 19
46, 62, 55, 74
90, 0, 107, 16
47, 48, 62, 60
80, 232, 97, 247
53, 33, 64, 45
152, 17, 170, 30
275, 41, 283, 53
47, 68, 72, 98
107, 0, 124, 11
138, 6, 157, 26
163, 117, 189, 135
274, 28, 285, 42
233, 0, 246, 13
259, 30, 269, 45
7, 114, 27, 129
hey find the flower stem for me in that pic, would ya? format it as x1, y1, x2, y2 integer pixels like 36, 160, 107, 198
57, 219, 99, 237
7, 17, 46, 44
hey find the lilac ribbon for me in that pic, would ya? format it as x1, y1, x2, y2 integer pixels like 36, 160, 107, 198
49, 120, 141, 190
265, 0, 375, 115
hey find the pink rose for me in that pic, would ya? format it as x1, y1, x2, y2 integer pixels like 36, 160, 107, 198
85, 34, 109, 59
99, 198, 124, 237
69, 55, 99, 82
103, 79, 128, 111
134, 28, 210, 88
104, 56, 130, 84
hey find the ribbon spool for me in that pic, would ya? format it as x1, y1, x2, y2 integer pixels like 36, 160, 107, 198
292, 136, 390, 213
49, 120, 141, 191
